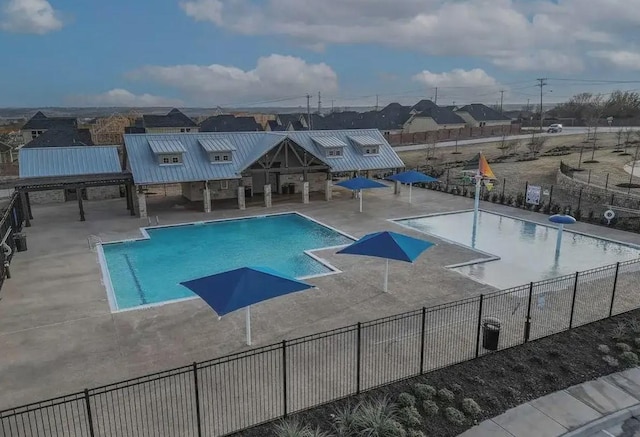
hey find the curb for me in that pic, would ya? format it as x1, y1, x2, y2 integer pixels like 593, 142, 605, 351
561, 403, 640, 437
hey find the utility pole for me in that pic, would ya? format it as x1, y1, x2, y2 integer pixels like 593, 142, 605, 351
434, 87, 438, 104
331, 100, 335, 113
526, 98, 530, 112
375, 94, 379, 111
317, 91, 321, 114
499, 90, 505, 114
306, 94, 312, 130
537, 78, 547, 133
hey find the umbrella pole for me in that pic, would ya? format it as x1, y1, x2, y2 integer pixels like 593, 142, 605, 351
384, 259, 389, 292
409, 184, 412, 204
359, 190, 363, 212
246, 305, 252, 346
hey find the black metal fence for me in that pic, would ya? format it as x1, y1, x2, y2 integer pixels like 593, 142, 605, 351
2, 258, 640, 436
0, 191, 24, 292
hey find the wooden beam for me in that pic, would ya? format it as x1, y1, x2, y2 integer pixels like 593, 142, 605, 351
268, 142, 286, 168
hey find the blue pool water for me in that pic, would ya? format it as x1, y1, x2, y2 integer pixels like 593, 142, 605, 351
101, 213, 353, 310
397, 211, 640, 289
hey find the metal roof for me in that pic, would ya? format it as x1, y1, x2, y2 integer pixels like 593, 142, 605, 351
348, 135, 382, 147
19, 146, 122, 178
148, 139, 186, 154
311, 136, 347, 149
124, 129, 404, 185
198, 138, 237, 152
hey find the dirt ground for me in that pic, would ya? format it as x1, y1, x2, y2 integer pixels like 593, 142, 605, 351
398, 133, 640, 197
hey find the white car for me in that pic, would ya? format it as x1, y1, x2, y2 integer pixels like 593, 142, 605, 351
547, 124, 563, 133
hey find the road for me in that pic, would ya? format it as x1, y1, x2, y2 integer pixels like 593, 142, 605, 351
394, 126, 640, 152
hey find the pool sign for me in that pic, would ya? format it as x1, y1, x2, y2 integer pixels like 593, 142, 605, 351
526, 185, 542, 205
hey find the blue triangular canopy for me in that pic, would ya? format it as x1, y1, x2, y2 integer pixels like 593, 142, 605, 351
387, 171, 437, 184
180, 266, 314, 316
335, 177, 388, 190
338, 231, 434, 263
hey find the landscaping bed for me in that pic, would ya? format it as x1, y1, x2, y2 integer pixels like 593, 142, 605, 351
233, 309, 640, 437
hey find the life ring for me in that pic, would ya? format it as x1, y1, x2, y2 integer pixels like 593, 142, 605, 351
604, 210, 615, 220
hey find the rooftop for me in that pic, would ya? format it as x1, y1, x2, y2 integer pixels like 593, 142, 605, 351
142, 108, 198, 128
22, 128, 94, 149
22, 111, 78, 131
457, 103, 512, 121
18, 146, 122, 178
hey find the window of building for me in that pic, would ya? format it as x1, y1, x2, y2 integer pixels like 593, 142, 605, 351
180, 128, 192, 133
163, 156, 170, 164
210, 152, 233, 163
335, 149, 342, 156
214, 155, 220, 161
328, 150, 335, 156
159, 154, 183, 165
172, 156, 179, 163
220, 180, 229, 190
222, 155, 229, 161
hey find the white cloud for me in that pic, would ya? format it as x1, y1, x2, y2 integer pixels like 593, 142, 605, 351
412, 68, 499, 89
127, 54, 338, 105
1, 0, 63, 34
69, 89, 185, 107
180, 0, 640, 73
590, 51, 640, 71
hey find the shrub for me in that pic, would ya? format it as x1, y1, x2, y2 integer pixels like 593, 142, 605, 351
480, 394, 500, 409
499, 193, 505, 204
616, 343, 632, 352
543, 372, 559, 383
274, 419, 327, 437
634, 338, 640, 348
444, 407, 467, 426
413, 384, 436, 401
628, 318, 640, 334
407, 430, 426, 437
505, 194, 514, 206
597, 344, 611, 354
515, 193, 524, 207
574, 209, 582, 221
422, 400, 439, 416
588, 210, 595, 221
494, 366, 507, 377
621, 351, 639, 366
398, 406, 422, 428
603, 355, 620, 367
397, 393, 416, 408
547, 350, 561, 359
511, 362, 527, 373
461, 398, 482, 417
344, 397, 405, 437
332, 404, 358, 436
438, 388, 455, 403
503, 386, 520, 399
451, 383, 463, 393
491, 193, 499, 203
612, 322, 628, 341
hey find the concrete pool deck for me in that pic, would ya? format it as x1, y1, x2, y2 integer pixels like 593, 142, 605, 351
1, 187, 640, 410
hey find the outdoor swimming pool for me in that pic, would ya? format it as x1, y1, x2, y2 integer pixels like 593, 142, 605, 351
396, 211, 640, 289
100, 213, 353, 310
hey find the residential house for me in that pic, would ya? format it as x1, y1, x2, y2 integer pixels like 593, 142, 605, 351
455, 104, 512, 128
136, 108, 199, 133
21, 111, 78, 144
22, 127, 94, 149
265, 120, 285, 131
199, 115, 263, 132
18, 146, 123, 204
123, 129, 404, 217
403, 106, 466, 133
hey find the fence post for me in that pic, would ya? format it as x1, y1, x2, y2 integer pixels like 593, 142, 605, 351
524, 283, 533, 343
419, 307, 426, 374
282, 340, 288, 417
588, 169, 592, 185
356, 322, 362, 394
611, 193, 615, 206
577, 188, 583, 212
475, 295, 484, 357
192, 363, 203, 437
501, 178, 506, 200
524, 181, 529, 205
605, 173, 610, 191
83, 389, 96, 437
569, 272, 579, 329
609, 262, 620, 317
548, 185, 554, 212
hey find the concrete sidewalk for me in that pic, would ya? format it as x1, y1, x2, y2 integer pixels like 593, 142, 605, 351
459, 368, 640, 437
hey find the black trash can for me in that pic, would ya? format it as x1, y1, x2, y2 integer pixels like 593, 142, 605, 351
13, 233, 27, 252
244, 186, 253, 198
289, 183, 296, 194
482, 317, 501, 351
282, 184, 290, 195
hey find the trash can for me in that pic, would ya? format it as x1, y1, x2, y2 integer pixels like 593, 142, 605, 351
244, 186, 253, 198
282, 184, 290, 195
13, 233, 27, 252
482, 317, 501, 351
289, 183, 296, 194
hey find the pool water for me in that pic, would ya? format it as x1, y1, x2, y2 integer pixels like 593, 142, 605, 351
396, 211, 640, 289
101, 213, 353, 310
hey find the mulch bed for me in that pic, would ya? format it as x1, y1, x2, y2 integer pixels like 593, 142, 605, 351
233, 309, 640, 437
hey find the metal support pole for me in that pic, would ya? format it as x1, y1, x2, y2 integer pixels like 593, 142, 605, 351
577, 188, 583, 212
605, 173, 609, 191
78, 189, 86, 222
524, 283, 533, 343
193, 363, 203, 437
609, 262, 620, 317
569, 272, 579, 329
475, 294, 484, 357
282, 340, 288, 417
356, 322, 362, 394
84, 389, 96, 437
419, 307, 426, 374
501, 178, 506, 200
25, 192, 33, 220
19, 190, 30, 227
548, 185, 554, 212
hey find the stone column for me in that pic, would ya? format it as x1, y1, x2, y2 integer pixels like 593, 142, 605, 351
136, 189, 147, 218
394, 180, 402, 195
264, 184, 272, 207
325, 180, 332, 201
302, 182, 310, 204
203, 181, 211, 213
237, 186, 246, 210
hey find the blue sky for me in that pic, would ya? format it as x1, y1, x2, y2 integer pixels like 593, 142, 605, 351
1, 0, 640, 108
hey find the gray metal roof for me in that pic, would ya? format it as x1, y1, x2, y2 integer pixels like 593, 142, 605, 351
19, 146, 122, 178
124, 129, 404, 185
311, 136, 348, 149
198, 138, 237, 152
348, 135, 382, 147
148, 139, 186, 154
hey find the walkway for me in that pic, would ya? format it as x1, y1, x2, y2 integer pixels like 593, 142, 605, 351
459, 367, 640, 437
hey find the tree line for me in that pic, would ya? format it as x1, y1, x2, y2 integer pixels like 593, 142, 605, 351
549, 91, 640, 120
